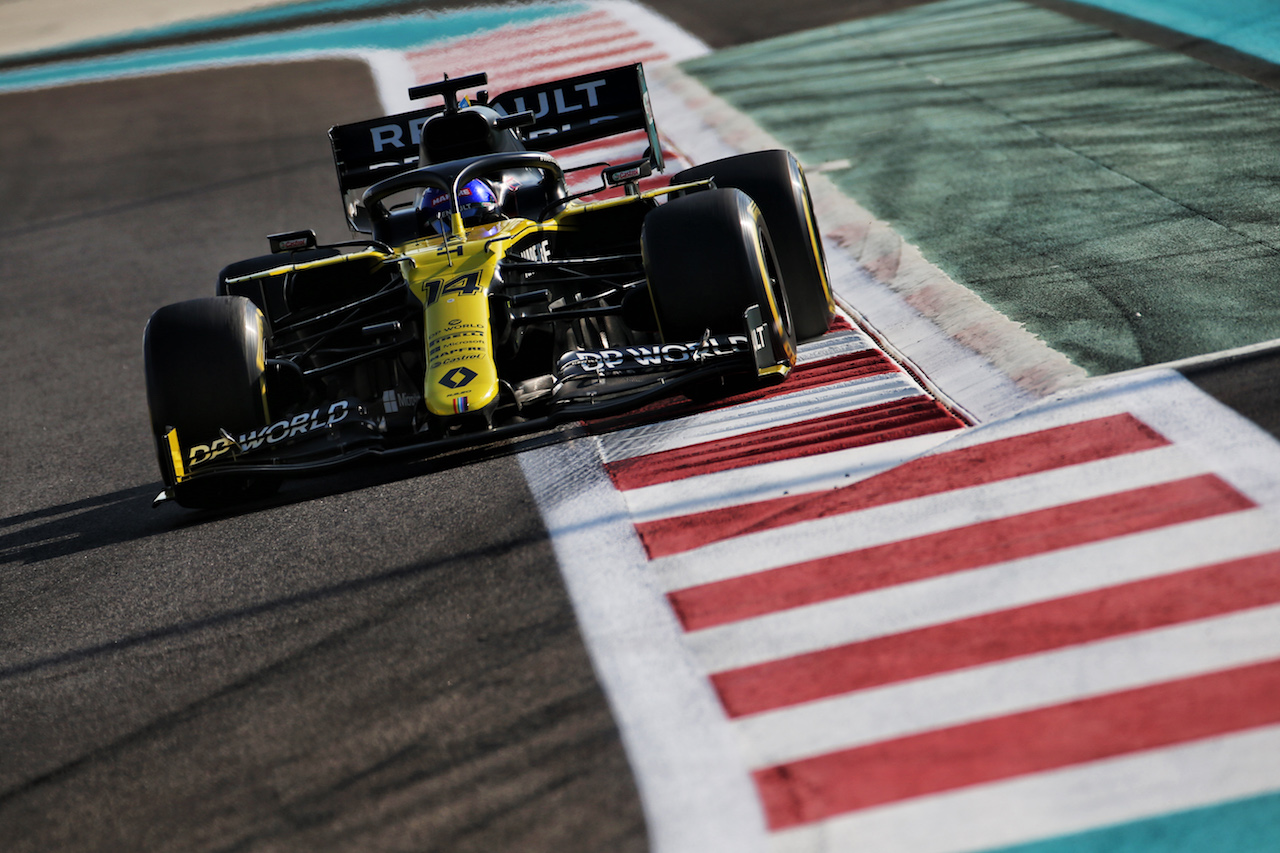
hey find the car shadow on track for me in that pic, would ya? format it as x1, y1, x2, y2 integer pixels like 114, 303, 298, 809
0, 523, 548, 683
0, 422, 586, 568
0, 484, 161, 567
168, 420, 589, 524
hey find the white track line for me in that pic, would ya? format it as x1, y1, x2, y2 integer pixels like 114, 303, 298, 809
519, 437, 769, 853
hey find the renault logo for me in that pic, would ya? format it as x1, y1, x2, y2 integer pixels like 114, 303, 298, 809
439, 367, 478, 389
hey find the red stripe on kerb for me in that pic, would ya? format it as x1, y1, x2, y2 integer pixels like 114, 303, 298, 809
612, 396, 962, 493
585, 348, 897, 435
824, 315, 855, 333
755, 658, 1280, 829
638, 413, 1168, 556
669, 474, 1255, 632
714, 550, 1280, 717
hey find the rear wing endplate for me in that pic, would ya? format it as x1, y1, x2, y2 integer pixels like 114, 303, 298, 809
328, 63, 663, 232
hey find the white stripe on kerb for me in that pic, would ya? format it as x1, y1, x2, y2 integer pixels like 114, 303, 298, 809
594, 372, 924, 464
519, 437, 768, 853
620, 430, 954, 524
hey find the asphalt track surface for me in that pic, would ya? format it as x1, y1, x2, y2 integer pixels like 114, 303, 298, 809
3, 1, 1278, 851
0, 3, 891, 851
0, 58, 646, 853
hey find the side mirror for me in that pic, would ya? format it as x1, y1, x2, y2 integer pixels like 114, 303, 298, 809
602, 157, 653, 195
268, 229, 317, 253
495, 110, 536, 132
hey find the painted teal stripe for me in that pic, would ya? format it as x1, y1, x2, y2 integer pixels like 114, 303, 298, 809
984, 790, 1280, 853
0, 0, 413, 64
1073, 0, 1280, 65
0, 4, 582, 94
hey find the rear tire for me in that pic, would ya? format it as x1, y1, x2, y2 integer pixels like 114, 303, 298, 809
674, 150, 834, 341
144, 296, 279, 508
642, 188, 795, 372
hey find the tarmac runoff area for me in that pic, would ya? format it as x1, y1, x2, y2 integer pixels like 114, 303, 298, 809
683, 0, 1280, 380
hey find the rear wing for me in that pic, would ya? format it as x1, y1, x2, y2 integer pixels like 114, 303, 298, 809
328, 104, 440, 231
489, 63, 663, 166
328, 63, 663, 232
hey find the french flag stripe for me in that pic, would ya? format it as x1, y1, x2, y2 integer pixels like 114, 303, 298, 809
753, 656, 1280, 830
712, 549, 1280, 718
634, 411, 1167, 556
608, 395, 962, 495
668, 474, 1256, 632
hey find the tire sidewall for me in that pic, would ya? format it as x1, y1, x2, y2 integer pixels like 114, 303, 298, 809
673, 150, 834, 341
642, 188, 795, 367
143, 296, 274, 507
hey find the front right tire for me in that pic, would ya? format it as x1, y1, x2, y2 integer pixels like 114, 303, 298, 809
673, 150, 835, 342
641, 187, 796, 375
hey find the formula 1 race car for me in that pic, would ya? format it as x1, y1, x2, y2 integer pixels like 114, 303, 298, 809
143, 64, 834, 508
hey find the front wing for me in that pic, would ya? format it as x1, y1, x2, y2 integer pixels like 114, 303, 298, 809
154, 324, 784, 507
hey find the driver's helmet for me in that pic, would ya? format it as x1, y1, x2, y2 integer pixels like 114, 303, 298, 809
417, 178, 501, 233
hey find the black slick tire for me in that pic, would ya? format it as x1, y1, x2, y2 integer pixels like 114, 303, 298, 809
642, 187, 795, 371
143, 296, 279, 508
673, 150, 835, 341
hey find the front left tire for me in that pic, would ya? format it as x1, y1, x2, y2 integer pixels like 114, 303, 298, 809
144, 296, 279, 508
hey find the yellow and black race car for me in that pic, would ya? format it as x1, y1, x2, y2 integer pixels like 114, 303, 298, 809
143, 64, 833, 508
